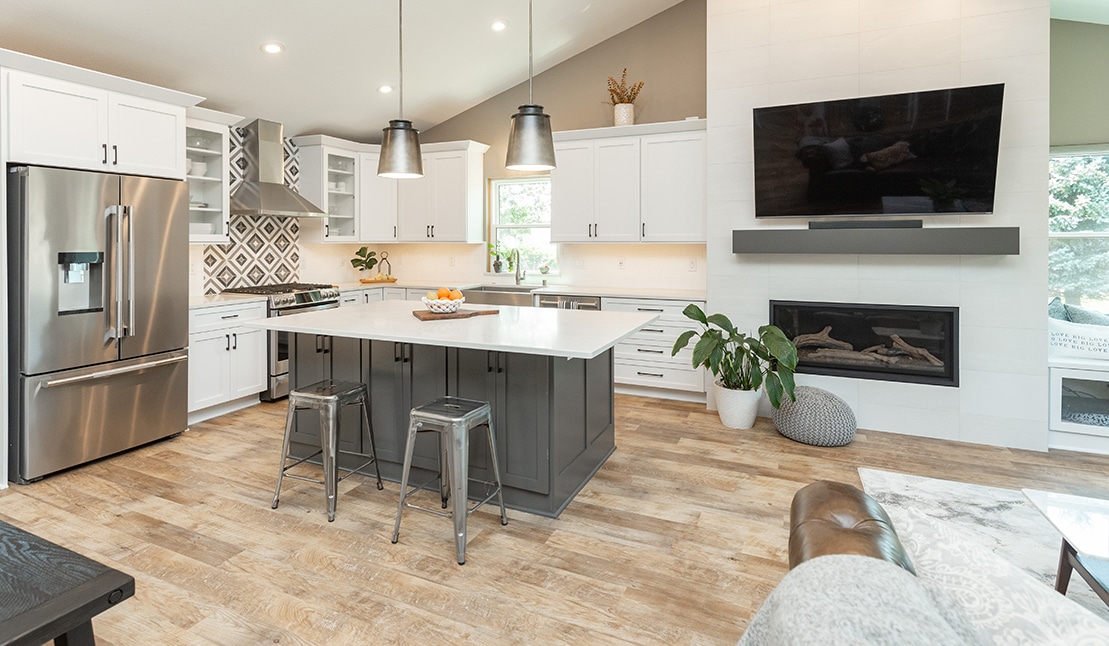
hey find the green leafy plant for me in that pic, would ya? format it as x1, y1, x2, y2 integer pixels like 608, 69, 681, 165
919, 177, 966, 202
350, 247, 378, 272
672, 304, 799, 408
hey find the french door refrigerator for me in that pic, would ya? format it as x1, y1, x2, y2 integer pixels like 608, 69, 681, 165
8, 165, 189, 483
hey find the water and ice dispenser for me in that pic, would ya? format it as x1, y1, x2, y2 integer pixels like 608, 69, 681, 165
57, 251, 104, 314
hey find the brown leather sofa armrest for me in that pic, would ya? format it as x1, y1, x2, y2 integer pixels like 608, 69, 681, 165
788, 480, 915, 574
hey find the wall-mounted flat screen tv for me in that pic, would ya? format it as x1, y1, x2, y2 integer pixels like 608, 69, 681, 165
753, 83, 1004, 218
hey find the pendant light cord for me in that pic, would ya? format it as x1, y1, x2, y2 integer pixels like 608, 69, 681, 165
528, 0, 534, 104
399, 0, 405, 119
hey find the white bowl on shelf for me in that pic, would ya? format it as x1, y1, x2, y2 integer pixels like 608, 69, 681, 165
191, 161, 208, 176
189, 222, 216, 235
422, 297, 464, 313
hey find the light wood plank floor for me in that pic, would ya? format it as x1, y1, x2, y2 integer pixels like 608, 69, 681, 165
4, 395, 1109, 645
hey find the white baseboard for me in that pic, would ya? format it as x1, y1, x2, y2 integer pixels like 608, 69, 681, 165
615, 384, 706, 404
188, 394, 261, 426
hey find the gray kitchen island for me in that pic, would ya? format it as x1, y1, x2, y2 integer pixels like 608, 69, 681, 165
249, 300, 657, 517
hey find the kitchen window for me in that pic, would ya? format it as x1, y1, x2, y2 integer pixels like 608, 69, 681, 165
489, 177, 557, 274
1049, 148, 1109, 312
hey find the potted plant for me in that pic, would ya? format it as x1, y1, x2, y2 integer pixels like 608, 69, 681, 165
606, 68, 644, 126
351, 246, 389, 283
488, 242, 504, 273
672, 304, 798, 429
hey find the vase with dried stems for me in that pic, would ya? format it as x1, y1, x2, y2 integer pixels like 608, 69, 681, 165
607, 68, 643, 126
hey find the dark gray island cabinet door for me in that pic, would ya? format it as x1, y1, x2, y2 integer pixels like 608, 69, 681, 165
288, 333, 364, 454
367, 340, 448, 470
452, 349, 551, 495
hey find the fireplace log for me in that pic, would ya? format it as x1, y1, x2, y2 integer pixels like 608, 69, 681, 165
889, 335, 944, 366
793, 326, 854, 351
808, 348, 897, 366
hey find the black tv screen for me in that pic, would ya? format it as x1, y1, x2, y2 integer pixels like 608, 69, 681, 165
753, 83, 1004, 218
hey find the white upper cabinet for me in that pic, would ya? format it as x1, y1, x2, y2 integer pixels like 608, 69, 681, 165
396, 141, 488, 243
296, 144, 360, 243
640, 130, 706, 242
550, 120, 707, 244
186, 108, 240, 245
359, 151, 399, 243
7, 70, 185, 179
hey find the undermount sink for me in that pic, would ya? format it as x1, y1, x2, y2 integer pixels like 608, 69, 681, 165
464, 285, 537, 306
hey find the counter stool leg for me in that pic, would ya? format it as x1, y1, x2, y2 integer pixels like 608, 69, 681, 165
484, 417, 508, 526
392, 418, 420, 544
272, 401, 297, 509
449, 421, 470, 565
321, 400, 339, 522
359, 386, 383, 490
439, 433, 451, 509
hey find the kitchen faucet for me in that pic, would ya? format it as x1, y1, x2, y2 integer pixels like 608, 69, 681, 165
513, 249, 526, 285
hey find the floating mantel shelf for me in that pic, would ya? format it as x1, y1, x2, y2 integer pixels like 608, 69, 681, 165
732, 226, 1020, 255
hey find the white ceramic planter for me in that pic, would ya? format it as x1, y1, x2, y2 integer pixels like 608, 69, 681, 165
614, 103, 635, 126
713, 381, 762, 429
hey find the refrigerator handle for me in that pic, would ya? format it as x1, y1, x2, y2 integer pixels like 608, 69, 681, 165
123, 205, 136, 337
42, 354, 188, 388
104, 205, 122, 340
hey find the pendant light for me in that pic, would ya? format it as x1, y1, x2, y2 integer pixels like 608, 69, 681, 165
378, 0, 423, 178
505, 0, 555, 171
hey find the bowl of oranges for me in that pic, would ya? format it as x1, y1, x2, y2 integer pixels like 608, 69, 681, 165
422, 287, 465, 313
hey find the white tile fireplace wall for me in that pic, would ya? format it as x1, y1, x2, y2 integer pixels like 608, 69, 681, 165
706, 0, 1050, 450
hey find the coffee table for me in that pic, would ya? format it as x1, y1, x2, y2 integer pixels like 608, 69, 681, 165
1023, 488, 1109, 607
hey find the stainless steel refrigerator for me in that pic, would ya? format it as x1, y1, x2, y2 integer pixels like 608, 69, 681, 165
8, 165, 189, 483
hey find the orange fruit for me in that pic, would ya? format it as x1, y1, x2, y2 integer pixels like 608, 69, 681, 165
436, 286, 451, 299
449, 289, 463, 301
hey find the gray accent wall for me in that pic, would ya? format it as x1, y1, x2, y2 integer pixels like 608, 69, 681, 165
1051, 19, 1109, 147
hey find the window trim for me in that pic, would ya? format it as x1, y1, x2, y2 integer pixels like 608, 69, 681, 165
488, 176, 557, 275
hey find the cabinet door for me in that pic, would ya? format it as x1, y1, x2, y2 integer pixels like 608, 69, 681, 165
496, 352, 551, 494
426, 151, 467, 241
368, 340, 408, 463
593, 137, 641, 242
188, 331, 230, 412
227, 327, 267, 399
382, 287, 407, 301
550, 140, 594, 242
109, 94, 185, 179
396, 158, 431, 241
7, 71, 109, 171
362, 289, 383, 304
640, 131, 706, 242
338, 290, 364, 307
359, 152, 399, 242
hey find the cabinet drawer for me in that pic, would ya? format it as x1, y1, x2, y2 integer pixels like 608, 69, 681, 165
189, 301, 266, 333
602, 297, 702, 324
614, 360, 704, 392
625, 323, 695, 348
338, 289, 364, 307
615, 340, 692, 366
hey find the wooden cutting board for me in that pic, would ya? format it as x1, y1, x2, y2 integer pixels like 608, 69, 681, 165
412, 308, 499, 321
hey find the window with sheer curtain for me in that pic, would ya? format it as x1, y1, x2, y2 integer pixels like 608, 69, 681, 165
1049, 149, 1109, 312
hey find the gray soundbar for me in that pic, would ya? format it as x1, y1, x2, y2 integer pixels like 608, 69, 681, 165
731, 226, 1020, 255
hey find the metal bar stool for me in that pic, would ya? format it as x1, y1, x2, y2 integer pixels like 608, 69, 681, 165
272, 379, 383, 521
391, 396, 508, 564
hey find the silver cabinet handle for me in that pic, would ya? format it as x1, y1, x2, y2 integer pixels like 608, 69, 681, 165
44, 354, 188, 388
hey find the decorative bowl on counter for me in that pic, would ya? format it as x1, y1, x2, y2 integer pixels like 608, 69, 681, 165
422, 297, 465, 314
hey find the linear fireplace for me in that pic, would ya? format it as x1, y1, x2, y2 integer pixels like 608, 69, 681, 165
770, 301, 959, 387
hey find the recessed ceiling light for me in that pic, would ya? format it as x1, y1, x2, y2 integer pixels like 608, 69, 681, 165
491, 20, 508, 32
260, 41, 286, 55
378, 85, 393, 94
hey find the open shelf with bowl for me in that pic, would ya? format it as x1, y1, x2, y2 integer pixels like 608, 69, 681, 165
185, 107, 240, 244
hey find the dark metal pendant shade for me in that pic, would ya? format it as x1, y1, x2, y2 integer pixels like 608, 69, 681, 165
506, 104, 555, 171
378, 119, 424, 178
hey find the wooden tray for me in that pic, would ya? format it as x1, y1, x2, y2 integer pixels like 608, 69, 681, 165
360, 277, 398, 284
412, 308, 499, 321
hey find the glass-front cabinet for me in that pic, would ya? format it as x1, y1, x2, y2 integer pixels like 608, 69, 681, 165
185, 107, 241, 244
292, 137, 361, 243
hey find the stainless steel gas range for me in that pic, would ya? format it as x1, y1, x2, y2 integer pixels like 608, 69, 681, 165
222, 282, 339, 400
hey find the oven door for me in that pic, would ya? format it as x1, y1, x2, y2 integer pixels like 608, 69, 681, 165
266, 300, 339, 401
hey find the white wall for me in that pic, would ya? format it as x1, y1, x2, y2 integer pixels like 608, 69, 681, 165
706, 0, 1050, 449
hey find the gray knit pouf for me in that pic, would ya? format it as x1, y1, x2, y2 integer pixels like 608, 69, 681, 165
772, 386, 856, 447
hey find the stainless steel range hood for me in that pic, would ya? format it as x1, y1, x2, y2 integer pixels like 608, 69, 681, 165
230, 119, 326, 218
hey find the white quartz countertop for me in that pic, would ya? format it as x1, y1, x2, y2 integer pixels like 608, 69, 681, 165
189, 293, 269, 309
245, 299, 658, 359
331, 281, 706, 302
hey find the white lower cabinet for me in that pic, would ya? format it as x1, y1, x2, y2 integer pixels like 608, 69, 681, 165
338, 287, 384, 306
602, 297, 705, 394
188, 301, 267, 413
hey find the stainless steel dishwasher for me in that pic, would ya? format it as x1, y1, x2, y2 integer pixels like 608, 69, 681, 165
536, 294, 601, 310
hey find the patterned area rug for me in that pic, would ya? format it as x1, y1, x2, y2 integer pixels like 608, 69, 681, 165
859, 468, 1109, 622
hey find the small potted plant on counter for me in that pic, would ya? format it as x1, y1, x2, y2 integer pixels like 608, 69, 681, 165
672, 304, 798, 429
351, 247, 395, 283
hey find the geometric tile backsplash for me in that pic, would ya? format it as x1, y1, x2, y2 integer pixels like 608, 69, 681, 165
201, 125, 303, 294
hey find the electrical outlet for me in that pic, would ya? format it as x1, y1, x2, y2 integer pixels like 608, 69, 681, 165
688, 258, 697, 272
617, 257, 625, 270
575, 258, 585, 268
448, 256, 455, 267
